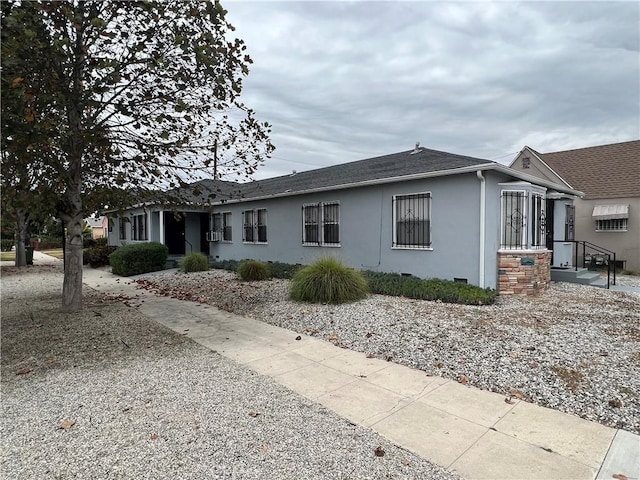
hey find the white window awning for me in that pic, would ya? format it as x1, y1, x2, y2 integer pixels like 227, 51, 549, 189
592, 204, 629, 220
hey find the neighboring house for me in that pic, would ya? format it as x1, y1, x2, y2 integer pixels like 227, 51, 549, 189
107, 145, 582, 295
84, 216, 108, 239
509, 140, 640, 271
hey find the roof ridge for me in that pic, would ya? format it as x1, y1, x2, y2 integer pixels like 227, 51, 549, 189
540, 139, 640, 156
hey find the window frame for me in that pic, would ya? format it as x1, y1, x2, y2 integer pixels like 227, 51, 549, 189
392, 192, 432, 250
565, 205, 575, 241
242, 208, 268, 244
212, 211, 233, 242
499, 185, 547, 251
302, 201, 341, 247
596, 218, 628, 232
131, 213, 148, 241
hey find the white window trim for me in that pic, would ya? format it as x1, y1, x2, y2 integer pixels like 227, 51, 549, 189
391, 192, 432, 250
242, 208, 268, 244
302, 201, 341, 247
212, 211, 233, 242
499, 186, 548, 251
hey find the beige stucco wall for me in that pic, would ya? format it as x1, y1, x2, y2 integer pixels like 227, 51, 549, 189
575, 197, 640, 271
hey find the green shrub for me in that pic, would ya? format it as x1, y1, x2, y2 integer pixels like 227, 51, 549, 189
237, 259, 270, 281
83, 237, 97, 248
1, 239, 14, 252
182, 252, 209, 273
267, 261, 302, 279
362, 271, 497, 305
95, 237, 108, 246
290, 257, 368, 304
210, 259, 241, 272
109, 242, 168, 276
37, 236, 63, 249
84, 245, 118, 268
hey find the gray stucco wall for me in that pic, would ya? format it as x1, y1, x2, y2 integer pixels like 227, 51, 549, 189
210, 171, 504, 288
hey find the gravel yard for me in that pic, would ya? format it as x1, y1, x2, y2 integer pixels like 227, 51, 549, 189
1, 266, 458, 479
136, 269, 640, 435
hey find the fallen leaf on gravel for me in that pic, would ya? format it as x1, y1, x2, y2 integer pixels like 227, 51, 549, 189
365, 332, 373, 338
262, 444, 268, 452
384, 355, 393, 362
609, 399, 623, 408
59, 420, 75, 430
433, 362, 444, 369
248, 411, 261, 418
457, 374, 469, 384
16, 367, 32, 375
374, 447, 385, 457
150, 433, 159, 440
510, 390, 530, 401
366, 353, 375, 359
328, 334, 338, 341
505, 396, 515, 405
401, 459, 411, 466
295, 335, 301, 340
612, 474, 629, 480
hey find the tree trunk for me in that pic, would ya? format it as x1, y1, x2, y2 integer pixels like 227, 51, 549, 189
14, 208, 27, 267
62, 208, 84, 311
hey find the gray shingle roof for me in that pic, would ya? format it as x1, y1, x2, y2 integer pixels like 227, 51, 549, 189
234, 146, 495, 201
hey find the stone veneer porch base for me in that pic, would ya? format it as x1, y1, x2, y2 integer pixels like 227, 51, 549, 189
497, 250, 552, 295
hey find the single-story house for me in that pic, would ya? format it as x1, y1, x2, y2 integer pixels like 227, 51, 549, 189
107, 144, 583, 294
509, 140, 639, 271
84, 216, 108, 239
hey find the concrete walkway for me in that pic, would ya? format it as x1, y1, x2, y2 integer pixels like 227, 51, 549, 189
77, 266, 639, 480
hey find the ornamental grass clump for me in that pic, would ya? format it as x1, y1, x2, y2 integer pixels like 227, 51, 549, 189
237, 259, 270, 281
290, 257, 368, 304
181, 252, 209, 273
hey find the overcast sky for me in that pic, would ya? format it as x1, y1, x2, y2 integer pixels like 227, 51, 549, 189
224, 1, 639, 180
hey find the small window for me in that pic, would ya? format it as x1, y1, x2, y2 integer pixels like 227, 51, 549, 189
302, 202, 340, 246
118, 217, 127, 240
243, 208, 267, 244
131, 214, 147, 241
565, 205, 575, 241
522, 157, 531, 169
393, 193, 431, 248
596, 219, 627, 231
222, 212, 232, 241
212, 212, 232, 241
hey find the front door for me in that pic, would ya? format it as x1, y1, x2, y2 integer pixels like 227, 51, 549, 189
545, 199, 555, 263
164, 212, 185, 255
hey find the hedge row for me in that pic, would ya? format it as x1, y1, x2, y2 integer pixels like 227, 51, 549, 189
210, 258, 496, 305
110, 242, 168, 276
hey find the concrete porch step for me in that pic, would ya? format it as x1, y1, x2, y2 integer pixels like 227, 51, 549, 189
551, 268, 608, 288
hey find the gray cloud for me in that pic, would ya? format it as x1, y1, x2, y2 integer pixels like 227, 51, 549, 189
225, 1, 639, 179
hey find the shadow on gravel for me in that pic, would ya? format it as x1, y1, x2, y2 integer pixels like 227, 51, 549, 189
1, 289, 192, 381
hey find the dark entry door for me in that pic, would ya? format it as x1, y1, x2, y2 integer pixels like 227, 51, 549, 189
200, 212, 210, 255
164, 212, 185, 255
545, 200, 554, 263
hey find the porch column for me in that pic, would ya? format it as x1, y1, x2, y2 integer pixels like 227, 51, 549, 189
159, 210, 164, 245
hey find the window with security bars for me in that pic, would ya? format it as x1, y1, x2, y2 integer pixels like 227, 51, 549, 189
565, 205, 575, 241
392, 193, 431, 248
242, 209, 267, 243
132, 214, 147, 241
302, 202, 340, 245
531, 194, 545, 247
119, 217, 127, 240
501, 190, 545, 249
212, 212, 232, 241
596, 219, 627, 231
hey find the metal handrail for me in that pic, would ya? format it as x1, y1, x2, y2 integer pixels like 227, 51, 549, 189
550, 240, 616, 288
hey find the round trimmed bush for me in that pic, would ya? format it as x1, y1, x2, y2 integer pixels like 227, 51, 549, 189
181, 252, 209, 273
237, 260, 270, 281
290, 257, 368, 304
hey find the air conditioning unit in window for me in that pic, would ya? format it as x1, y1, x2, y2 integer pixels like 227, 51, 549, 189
206, 231, 222, 242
